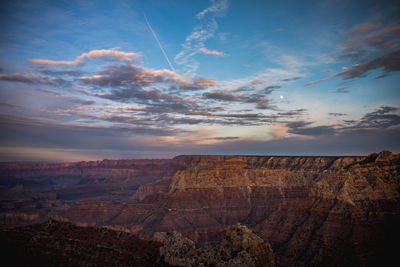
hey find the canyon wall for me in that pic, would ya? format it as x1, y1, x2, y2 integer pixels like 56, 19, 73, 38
0, 158, 188, 228
63, 152, 400, 266
1, 151, 399, 266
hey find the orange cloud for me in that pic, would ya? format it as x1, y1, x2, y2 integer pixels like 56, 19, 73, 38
270, 125, 288, 139
193, 78, 218, 87
29, 48, 140, 66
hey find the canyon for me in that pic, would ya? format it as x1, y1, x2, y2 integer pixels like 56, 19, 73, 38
0, 151, 399, 266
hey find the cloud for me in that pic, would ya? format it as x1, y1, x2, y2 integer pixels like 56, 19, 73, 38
304, 77, 332, 86
263, 85, 281, 94
210, 92, 274, 110
281, 76, 302, 82
217, 32, 230, 41
214, 136, 239, 140
305, 49, 400, 85
202, 90, 274, 110
78, 64, 186, 88
199, 47, 227, 56
278, 109, 308, 116
33, 88, 96, 108
250, 79, 268, 85
197, 0, 229, 19
311, 50, 399, 83
0, 102, 20, 108
350, 22, 377, 34
28, 48, 140, 66
38, 70, 85, 76
343, 24, 400, 52
306, 22, 400, 86
0, 73, 70, 86
193, 78, 218, 87
339, 49, 400, 79
174, 0, 229, 74
305, 21, 400, 86
356, 106, 400, 129
78, 63, 217, 93
328, 112, 347, 117
332, 87, 350, 93
285, 120, 336, 136
203, 91, 237, 101
283, 106, 400, 139
180, 78, 219, 90
270, 125, 288, 139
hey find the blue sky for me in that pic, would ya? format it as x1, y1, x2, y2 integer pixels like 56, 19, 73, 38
0, 0, 399, 161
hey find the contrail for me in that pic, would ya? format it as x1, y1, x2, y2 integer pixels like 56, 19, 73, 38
143, 12, 176, 72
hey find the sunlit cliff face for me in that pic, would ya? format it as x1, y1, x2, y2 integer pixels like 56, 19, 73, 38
0, 0, 399, 161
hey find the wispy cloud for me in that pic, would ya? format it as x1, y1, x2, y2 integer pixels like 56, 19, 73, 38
29, 48, 140, 66
199, 47, 227, 57
217, 32, 230, 41
305, 22, 400, 86
305, 49, 400, 86
0, 102, 20, 108
174, 0, 229, 74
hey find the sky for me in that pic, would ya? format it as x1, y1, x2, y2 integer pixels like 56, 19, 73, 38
0, 0, 399, 161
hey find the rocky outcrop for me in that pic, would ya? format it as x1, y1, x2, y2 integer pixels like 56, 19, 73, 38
132, 176, 172, 201
310, 150, 400, 204
0, 218, 171, 266
155, 223, 275, 267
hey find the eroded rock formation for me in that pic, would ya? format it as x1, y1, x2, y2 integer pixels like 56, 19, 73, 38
155, 223, 275, 267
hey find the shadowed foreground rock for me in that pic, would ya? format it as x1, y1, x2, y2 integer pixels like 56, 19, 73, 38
155, 223, 275, 267
0, 216, 171, 266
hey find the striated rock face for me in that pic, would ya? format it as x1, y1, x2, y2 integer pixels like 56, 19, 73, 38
61, 151, 400, 266
0, 158, 188, 229
0, 185, 66, 228
255, 151, 400, 266
0, 158, 184, 202
155, 223, 275, 267
0, 217, 171, 266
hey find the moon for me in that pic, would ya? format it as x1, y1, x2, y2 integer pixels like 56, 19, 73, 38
280, 95, 284, 99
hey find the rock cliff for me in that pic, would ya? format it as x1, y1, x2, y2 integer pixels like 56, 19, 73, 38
61, 151, 399, 266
